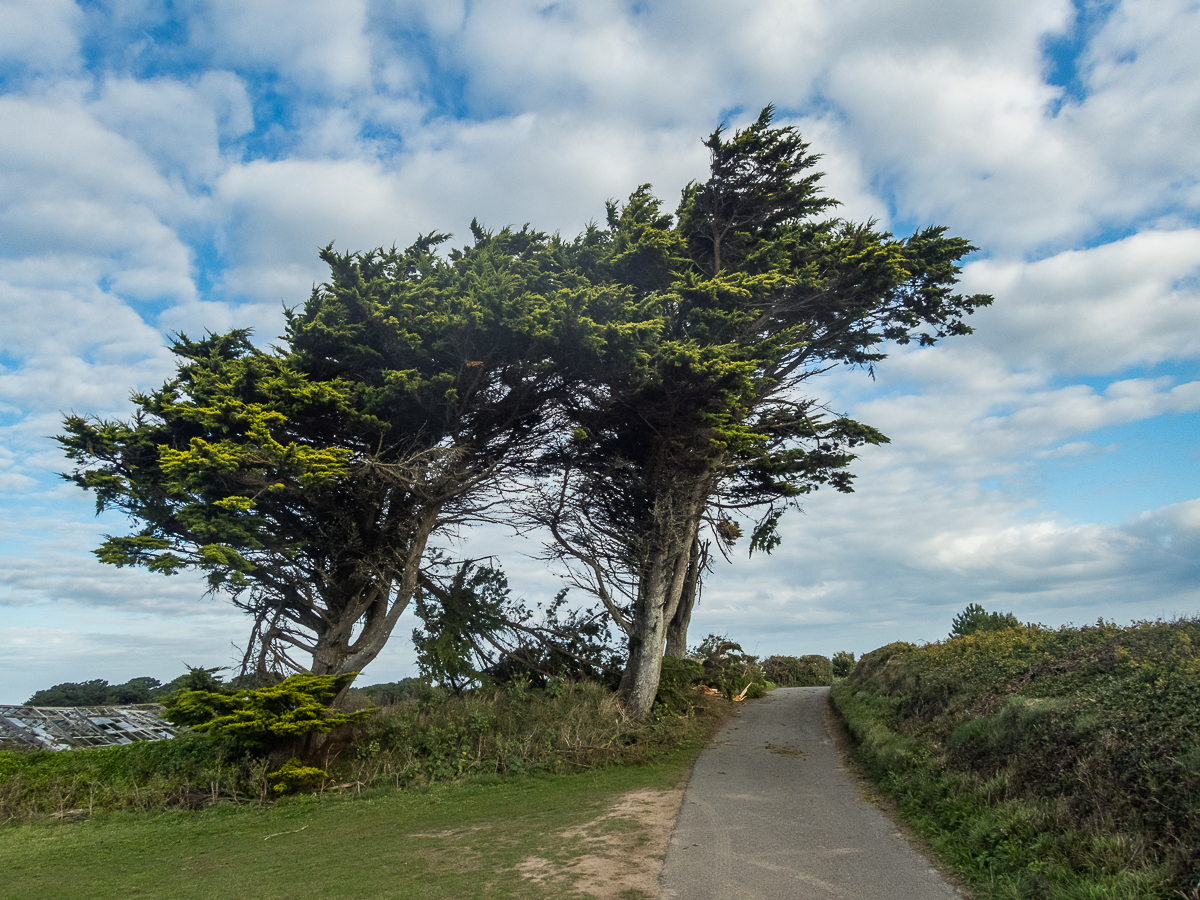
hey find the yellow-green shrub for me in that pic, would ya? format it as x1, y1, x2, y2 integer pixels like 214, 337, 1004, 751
163, 672, 367, 750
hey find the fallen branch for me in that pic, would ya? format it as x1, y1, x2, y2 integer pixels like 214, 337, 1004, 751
263, 824, 309, 841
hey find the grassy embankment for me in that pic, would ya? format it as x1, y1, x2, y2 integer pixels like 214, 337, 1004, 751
831, 618, 1200, 900
0, 676, 741, 899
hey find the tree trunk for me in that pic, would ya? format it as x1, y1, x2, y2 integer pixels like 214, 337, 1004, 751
665, 535, 702, 658
618, 501, 701, 718
308, 510, 438, 685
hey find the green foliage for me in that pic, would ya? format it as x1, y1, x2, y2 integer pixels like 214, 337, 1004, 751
173, 665, 235, 694
832, 618, 1200, 898
950, 602, 1021, 637
25, 677, 159, 707
0, 675, 722, 821
349, 679, 704, 784
0, 738, 706, 900
21, 667, 236, 707
0, 732, 253, 816
412, 560, 624, 693
413, 563, 511, 692
761, 654, 833, 686
686, 634, 766, 700
59, 226, 657, 679
831, 650, 856, 678
357, 678, 426, 706
58, 110, 989, 707
266, 758, 328, 794
162, 673, 367, 750
654, 657, 706, 715
533, 107, 989, 716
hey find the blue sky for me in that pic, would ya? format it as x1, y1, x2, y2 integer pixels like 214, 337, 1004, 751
2, 0, 1199, 703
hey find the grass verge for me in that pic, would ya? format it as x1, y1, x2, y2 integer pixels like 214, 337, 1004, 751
830, 619, 1200, 899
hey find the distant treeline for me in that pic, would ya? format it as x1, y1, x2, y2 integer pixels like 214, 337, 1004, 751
23, 674, 428, 708
25, 676, 184, 707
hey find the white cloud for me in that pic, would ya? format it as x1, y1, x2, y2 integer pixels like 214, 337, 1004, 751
0, 94, 199, 303
1, 0, 1199, 692
961, 231, 1200, 375
454, 0, 730, 122
90, 72, 254, 185
1067, 0, 1200, 227
0, 282, 172, 412
196, 0, 373, 92
824, 50, 1093, 252
205, 111, 712, 306
209, 157, 412, 302
688, 467, 1200, 659
0, 0, 83, 78
1034, 442, 1118, 461
0, 614, 246, 705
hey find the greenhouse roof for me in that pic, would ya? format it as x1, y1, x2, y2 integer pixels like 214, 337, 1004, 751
0, 705, 180, 751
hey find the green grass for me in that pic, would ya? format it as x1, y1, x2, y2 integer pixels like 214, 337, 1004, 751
0, 751, 694, 900
831, 618, 1200, 899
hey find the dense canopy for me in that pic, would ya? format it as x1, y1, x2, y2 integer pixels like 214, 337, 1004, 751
61, 108, 989, 714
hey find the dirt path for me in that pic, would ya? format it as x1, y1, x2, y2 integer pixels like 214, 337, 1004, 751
516, 785, 685, 899
657, 686, 965, 900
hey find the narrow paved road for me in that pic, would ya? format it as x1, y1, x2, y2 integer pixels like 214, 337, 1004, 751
659, 687, 963, 899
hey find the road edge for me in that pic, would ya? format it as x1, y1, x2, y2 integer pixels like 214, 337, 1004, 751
821, 688, 975, 899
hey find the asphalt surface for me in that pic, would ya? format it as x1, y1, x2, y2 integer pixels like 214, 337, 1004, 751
659, 686, 963, 900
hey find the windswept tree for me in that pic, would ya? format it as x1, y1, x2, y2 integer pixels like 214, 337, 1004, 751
530, 107, 991, 717
61, 229, 654, 679
62, 110, 987, 716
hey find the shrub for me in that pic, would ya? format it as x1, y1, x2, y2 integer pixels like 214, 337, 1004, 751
0, 732, 257, 817
761, 654, 833, 686
347, 678, 709, 784
267, 758, 328, 794
799, 654, 834, 685
1, 675, 723, 819
655, 657, 706, 715
949, 602, 1020, 638
358, 678, 426, 706
689, 635, 767, 699
162, 672, 368, 751
831, 650, 856, 678
25, 676, 169, 707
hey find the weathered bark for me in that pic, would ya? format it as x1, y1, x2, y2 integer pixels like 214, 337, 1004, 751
306, 509, 439, 679
345, 513, 438, 674
618, 565, 671, 715
665, 535, 702, 659
618, 486, 705, 718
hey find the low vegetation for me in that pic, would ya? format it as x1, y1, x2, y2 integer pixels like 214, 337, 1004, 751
1, 662, 738, 900
761, 653, 833, 687
832, 614, 1200, 899
39, 607, 1200, 899
0, 676, 724, 821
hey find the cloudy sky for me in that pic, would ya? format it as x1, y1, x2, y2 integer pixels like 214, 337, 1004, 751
1, 0, 1198, 703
